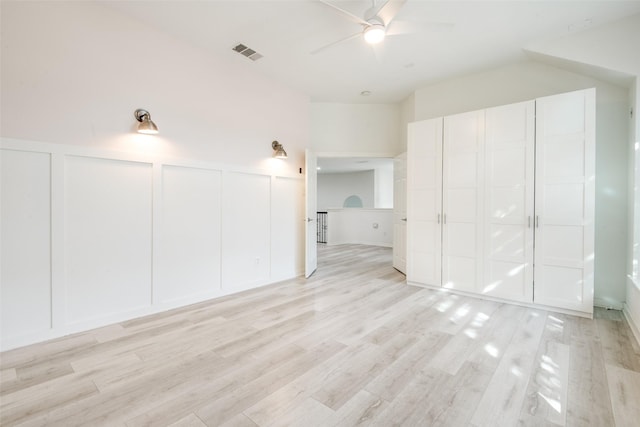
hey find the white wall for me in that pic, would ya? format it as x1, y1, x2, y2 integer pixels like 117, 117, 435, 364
310, 103, 401, 156
629, 80, 640, 344
399, 94, 416, 153
408, 60, 630, 310
0, 1, 308, 173
317, 170, 375, 210
0, 1, 307, 350
326, 209, 393, 247
374, 166, 394, 209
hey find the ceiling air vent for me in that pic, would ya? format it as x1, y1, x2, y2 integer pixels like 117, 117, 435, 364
232, 43, 263, 61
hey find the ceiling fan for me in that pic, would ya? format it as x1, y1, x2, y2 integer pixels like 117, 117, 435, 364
312, 0, 449, 54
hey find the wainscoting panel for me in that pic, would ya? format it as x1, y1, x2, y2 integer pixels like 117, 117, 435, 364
221, 171, 271, 292
64, 156, 153, 324
157, 165, 222, 303
271, 176, 304, 281
0, 149, 52, 341
0, 138, 303, 351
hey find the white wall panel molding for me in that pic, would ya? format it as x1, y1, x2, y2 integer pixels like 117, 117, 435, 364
221, 171, 271, 293
0, 138, 303, 351
1, 149, 52, 341
156, 165, 223, 304
271, 176, 305, 281
0, 138, 302, 180
64, 155, 154, 324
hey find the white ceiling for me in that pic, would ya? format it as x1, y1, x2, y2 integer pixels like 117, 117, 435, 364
104, 0, 640, 104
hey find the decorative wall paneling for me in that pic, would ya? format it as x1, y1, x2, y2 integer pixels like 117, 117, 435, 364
407, 89, 595, 317
0, 139, 303, 351
1, 150, 52, 339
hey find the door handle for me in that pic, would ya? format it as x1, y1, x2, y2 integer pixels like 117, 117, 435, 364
437, 213, 441, 224
307, 217, 314, 222
536, 215, 540, 228
401, 218, 407, 222
528, 216, 531, 228
443, 214, 447, 224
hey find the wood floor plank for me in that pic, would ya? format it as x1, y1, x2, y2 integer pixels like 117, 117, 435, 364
519, 340, 570, 426
606, 364, 640, 427
124, 343, 311, 427
194, 341, 344, 426
597, 317, 640, 372
415, 361, 495, 426
469, 309, 547, 426
259, 397, 334, 427
326, 390, 387, 426
311, 333, 417, 411
166, 413, 208, 427
566, 338, 616, 426
1, 244, 639, 426
363, 330, 451, 401
368, 367, 452, 426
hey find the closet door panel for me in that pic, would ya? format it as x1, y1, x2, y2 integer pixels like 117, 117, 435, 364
544, 136, 585, 177
443, 110, 484, 293
489, 224, 526, 260
544, 184, 585, 222
537, 266, 584, 302
445, 257, 477, 290
483, 100, 535, 302
490, 187, 525, 220
407, 118, 443, 286
447, 223, 476, 258
534, 89, 595, 314
486, 260, 527, 296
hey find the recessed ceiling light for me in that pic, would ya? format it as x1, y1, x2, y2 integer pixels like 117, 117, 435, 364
360, 90, 371, 96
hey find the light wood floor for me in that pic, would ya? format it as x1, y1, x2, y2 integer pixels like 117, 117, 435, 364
1, 244, 640, 426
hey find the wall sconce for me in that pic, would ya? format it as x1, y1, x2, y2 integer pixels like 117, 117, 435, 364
134, 109, 158, 134
272, 141, 287, 159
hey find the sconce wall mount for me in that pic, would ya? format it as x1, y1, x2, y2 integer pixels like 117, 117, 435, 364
134, 108, 159, 134
272, 140, 287, 159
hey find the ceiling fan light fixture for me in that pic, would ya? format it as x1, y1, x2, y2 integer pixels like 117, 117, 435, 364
363, 23, 385, 44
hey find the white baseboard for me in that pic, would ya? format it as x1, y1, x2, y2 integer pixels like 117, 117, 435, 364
623, 303, 640, 348
594, 297, 624, 310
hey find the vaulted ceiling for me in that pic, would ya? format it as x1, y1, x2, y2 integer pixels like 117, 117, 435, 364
106, 1, 640, 103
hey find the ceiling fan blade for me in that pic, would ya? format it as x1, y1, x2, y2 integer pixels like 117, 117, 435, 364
376, 0, 407, 26
318, 0, 370, 26
311, 31, 362, 55
386, 19, 454, 36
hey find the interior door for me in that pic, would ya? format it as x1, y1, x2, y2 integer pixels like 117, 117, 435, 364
305, 149, 318, 278
533, 89, 595, 314
442, 110, 484, 293
393, 152, 407, 274
483, 100, 535, 302
407, 118, 443, 286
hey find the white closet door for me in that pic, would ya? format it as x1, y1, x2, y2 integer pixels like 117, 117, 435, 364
534, 88, 595, 314
393, 152, 407, 274
483, 100, 535, 302
407, 118, 443, 286
442, 110, 484, 293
